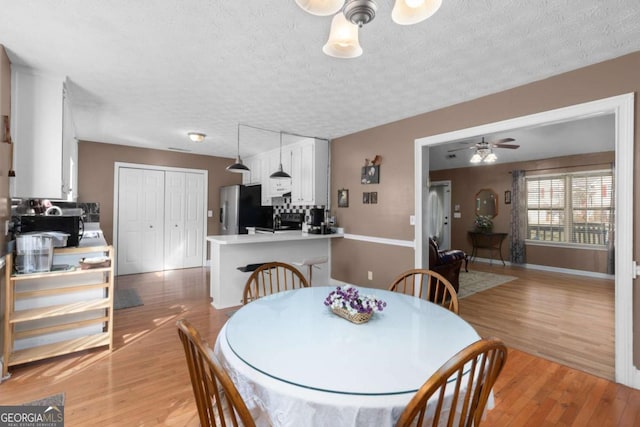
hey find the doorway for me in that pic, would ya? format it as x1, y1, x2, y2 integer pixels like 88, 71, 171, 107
427, 180, 451, 250
414, 94, 636, 387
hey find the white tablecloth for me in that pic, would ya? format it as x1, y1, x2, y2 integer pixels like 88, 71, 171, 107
214, 286, 482, 427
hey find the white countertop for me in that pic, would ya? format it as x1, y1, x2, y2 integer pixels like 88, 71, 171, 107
207, 231, 343, 245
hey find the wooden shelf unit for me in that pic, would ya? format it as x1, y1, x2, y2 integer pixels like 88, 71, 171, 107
3, 245, 114, 377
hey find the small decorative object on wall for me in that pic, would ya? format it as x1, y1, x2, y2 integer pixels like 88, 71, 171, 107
361, 155, 381, 184
363, 192, 370, 204
504, 190, 511, 204
338, 189, 349, 207
370, 192, 378, 204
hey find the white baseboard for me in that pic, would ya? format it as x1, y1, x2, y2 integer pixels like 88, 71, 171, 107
470, 257, 614, 280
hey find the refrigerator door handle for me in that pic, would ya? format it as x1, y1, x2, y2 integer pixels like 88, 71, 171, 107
220, 203, 226, 230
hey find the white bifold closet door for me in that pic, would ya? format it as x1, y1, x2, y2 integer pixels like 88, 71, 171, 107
117, 167, 205, 275
117, 168, 165, 275
164, 171, 205, 269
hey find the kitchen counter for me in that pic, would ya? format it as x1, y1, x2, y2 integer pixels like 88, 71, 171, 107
206, 230, 342, 245
207, 231, 342, 309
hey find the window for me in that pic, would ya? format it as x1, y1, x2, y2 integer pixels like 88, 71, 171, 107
526, 170, 613, 246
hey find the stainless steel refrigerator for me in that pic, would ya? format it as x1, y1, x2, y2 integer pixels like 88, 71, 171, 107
219, 185, 273, 235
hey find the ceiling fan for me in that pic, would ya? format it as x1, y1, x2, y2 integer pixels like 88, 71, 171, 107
448, 137, 519, 164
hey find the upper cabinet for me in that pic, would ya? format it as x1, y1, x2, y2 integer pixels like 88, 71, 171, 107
245, 138, 328, 206
289, 139, 328, 206
11, 66, 77, 200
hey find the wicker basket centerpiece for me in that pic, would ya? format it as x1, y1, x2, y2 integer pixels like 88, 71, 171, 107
324, 285, 387, 325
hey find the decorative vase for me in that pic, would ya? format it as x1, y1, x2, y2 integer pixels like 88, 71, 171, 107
331, 307, 372, 324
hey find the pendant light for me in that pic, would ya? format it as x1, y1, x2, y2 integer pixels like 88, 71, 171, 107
270, 132, 291, 179
226, 124, 250, 173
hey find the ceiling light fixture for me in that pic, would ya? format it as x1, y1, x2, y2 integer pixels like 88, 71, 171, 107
226, 124, 251, 173
188, 132, 206, 142
297, 0, 443, 58
270, 132, 292, 179
470, 147, 497, 164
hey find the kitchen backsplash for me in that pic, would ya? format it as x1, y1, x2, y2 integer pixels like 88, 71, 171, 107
11, 199, 100, 223
273, 196, 326, 223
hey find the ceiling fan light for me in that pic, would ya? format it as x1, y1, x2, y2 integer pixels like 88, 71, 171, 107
391, 0, 442, 25
469, 153, 482, 164
484, 152, 498, 163
295, 0, 345, 16
322, 13, 363, 58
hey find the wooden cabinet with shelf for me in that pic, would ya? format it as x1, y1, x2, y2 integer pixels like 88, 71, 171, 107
2, 245, 114, 377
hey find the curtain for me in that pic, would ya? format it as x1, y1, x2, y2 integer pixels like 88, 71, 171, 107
607, 162, 615, 274
510, 170, 526, 264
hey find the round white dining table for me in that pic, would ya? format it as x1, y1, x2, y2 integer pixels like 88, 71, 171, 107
214, 286, 482, 427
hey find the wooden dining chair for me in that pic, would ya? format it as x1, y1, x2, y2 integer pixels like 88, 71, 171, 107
176, 319, 256, 427
388, 269, 459, 314
396, 337, 508, 427
242, 261, 309, 305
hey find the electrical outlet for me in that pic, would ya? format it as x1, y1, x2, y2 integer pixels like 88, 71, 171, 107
367, 271, 373, 280
207, 210, 213, 218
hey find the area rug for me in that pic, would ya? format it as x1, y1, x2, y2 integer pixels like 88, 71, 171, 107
458, 270, 517, 299
114, 288, 143, 310
21, 392, 65, 406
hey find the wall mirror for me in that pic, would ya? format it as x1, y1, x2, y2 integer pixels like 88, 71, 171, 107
475, 188, 498, 217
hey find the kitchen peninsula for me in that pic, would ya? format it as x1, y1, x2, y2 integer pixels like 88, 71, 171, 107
207, 232, 342, 309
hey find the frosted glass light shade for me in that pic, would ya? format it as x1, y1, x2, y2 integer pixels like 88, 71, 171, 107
470, 153, 482, 164
484, 152, 497, 163
295, 0, 345, 16
322, 13, 363, 59
391, 0, 442, 25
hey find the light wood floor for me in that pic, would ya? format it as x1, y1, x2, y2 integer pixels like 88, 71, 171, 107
459, 262, 615, 380
0, 267, 636, 426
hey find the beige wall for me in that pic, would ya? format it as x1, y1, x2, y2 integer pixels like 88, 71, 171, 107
430, 151, 615, 273
330, 51, 640, 361
77, 141, 242, 247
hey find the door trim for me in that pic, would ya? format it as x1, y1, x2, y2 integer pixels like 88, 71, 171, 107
113, 162, 209, 274
414, 93, 636, 388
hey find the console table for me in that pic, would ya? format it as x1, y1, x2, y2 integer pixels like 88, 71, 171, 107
468, 231, 508, 265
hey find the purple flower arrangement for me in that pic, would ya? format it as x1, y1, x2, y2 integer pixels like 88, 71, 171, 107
324, 285, 387, 316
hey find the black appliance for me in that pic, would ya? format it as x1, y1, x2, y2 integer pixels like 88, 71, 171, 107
18, 215, 83, 247
220, 185, 273, 235
309, 208, 325, 226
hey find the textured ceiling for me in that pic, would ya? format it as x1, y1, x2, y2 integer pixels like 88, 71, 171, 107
0, 1, 639, 159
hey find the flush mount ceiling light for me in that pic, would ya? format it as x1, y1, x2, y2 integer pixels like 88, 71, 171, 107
297, 0, 443, 58
188, 132, 206, 143
226, 124, 251, 173
270, 132, 292, 179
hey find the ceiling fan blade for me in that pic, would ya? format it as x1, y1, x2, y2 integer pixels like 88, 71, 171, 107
491, 137, 515, 144
492, 144, 520, 149
447, 145, 476, 152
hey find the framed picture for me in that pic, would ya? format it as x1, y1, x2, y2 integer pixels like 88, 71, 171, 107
338, 189, 349, 207
363, 192, 370, 204
361, 165, 380, 184
370, 192, 378, 204
504, 190, 511, 205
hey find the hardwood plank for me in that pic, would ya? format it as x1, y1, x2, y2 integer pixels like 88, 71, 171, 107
0, 266, 635, 427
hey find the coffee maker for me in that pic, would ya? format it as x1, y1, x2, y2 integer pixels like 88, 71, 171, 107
309, 208, 326, 234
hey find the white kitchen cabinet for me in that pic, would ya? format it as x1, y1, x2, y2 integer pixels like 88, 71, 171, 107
11, 66, 76, 200
289, 139, 328, 206
242, 155, 262, 185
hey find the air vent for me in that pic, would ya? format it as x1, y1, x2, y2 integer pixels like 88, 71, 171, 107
447, 154, 457, 159
168, 147, 191, 152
